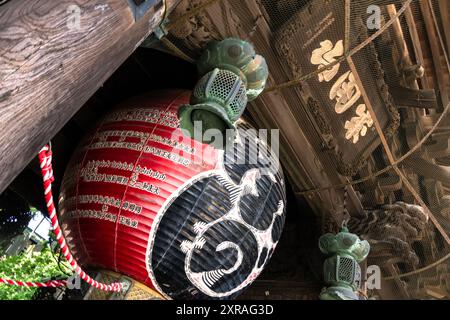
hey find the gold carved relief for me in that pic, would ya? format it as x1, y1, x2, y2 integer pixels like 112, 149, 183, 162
329, 71, 361, 114
310, 39, 344, 82
344, 104, 374, 144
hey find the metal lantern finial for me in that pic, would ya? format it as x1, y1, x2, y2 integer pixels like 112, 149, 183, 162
318, 227, 370, 300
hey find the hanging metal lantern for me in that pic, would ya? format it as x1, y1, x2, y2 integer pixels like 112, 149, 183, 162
178, 38, 268, 148
197, 38, 269, 101
318, 227, 370, 300
58, 90, 286, 300
178, 68, 247, 148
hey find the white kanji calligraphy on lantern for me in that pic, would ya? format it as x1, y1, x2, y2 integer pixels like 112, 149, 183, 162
310, 40, 344, 82
329, 71, 362, 114
344, 104, 374, 144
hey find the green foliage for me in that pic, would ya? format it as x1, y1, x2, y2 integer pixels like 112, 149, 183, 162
0, 245, 71, 300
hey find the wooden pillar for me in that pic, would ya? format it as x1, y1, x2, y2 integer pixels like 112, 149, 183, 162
0, 0, 178, 193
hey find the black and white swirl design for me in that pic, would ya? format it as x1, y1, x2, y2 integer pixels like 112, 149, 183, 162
148, 125, 286, 299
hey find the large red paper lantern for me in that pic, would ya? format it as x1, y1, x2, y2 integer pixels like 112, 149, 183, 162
58, 90, 286, 299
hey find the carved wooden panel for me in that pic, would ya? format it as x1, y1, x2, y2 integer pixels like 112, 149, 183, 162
275, 0, 399, 176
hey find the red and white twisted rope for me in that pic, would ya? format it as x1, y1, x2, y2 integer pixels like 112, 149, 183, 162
0, 278, 66, 288
0, 145, 123, 292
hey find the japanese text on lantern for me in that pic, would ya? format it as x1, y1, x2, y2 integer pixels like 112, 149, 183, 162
310, 40, 373, 144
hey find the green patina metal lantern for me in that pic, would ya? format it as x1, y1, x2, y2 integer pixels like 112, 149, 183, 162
178, 38, 268, 149
197, 38, 269, 101
318, 227, 370, 300
178, 68, 247, 149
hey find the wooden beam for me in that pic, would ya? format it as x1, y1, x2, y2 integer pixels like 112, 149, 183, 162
403, 156, 450, 186
405, 7, 425, 67
419, 0, 449, 106
386, 4, 413, 67
438, 0, 450, 56
391, 86, 441, 109
428, 0, 450, 72
0, 0, 178, 193
344, 0, 351, 53
404, 5, 430, 88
